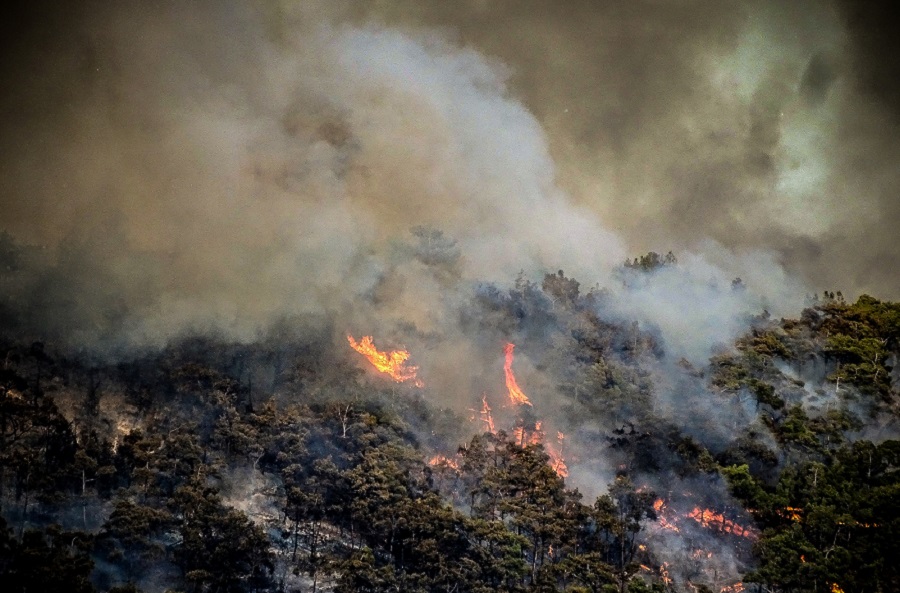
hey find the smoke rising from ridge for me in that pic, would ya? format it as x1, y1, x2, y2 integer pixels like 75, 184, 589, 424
337, 0, 900, 298
0, 0, 896, 358
4, 6, 897, 588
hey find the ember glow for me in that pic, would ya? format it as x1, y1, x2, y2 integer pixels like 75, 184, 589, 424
721, 583, 744, 593
503, 343, 532, 406
512, 421, 568, 477
652, 499, 757, 539
347, 335, 423, 387
428, 454, 460, 471
480, 395, 496, 434
653, 498, 682, 533
660, 562, 672, 586
687, 507, 757, 539
780, 506, 804, 522
547, 432, 569, 478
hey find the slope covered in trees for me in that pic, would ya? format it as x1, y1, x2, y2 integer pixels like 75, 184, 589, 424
1, 259, 898, 593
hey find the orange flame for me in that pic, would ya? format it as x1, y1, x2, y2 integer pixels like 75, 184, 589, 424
503, 343, 532, 406
831, 583, 845, 593
513, 426, 526, 446
653, 498, 681, 533
348, 335, 423, 387
652, 499, 756, 539
511, 421, 567, 477
721, 583, 744, 593
547, 432, 569, 478
780, 506, 804, 522
687, 507, 757, 539
428, 454, 460, 471
480, 395, 496, 434
660, 562, 672, 585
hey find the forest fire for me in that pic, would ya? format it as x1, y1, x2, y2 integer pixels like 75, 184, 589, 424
653, 499, 681, 532
652, 499, 757, 539
480, 395, 496, 434
347, 335, 423, 387
503, 342, 532, 406
511, 421, 568, 477
687, 507, 757, 539
428, 454, 460, 471
660, 562, 672, 586
780, 506, 803, 522
720, 583, 744, 593
547, 432, 569, 478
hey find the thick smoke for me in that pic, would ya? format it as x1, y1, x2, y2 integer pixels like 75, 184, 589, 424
336, 0, 900, 298
0, 0, 839, 360
5, 4, 896, 588
0, 0, 628, 354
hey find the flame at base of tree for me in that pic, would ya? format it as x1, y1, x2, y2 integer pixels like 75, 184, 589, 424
511, 420, 568, 478
480, 394, 496, 434
347, 335, 423, 387
547, 432, 568, 478
504, 343, 532, 406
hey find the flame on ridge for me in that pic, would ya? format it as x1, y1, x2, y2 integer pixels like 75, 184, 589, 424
504, 343, 532, 406
348, 335, 423, 387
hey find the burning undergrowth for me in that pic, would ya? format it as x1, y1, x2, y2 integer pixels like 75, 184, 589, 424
0, 2, 898, 592
1, 260, 898, 592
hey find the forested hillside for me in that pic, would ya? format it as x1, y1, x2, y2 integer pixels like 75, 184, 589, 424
2, 260, 898, 593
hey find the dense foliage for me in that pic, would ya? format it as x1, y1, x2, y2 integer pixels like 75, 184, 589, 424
1, 262, 898, 593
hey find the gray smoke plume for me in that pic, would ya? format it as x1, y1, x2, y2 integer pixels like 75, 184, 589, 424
336, 0, 900, 298
5, 4, 896, 589
1, 0, 853, 357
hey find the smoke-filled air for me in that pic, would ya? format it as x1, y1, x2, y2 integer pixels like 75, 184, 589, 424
1, 2, 898, 593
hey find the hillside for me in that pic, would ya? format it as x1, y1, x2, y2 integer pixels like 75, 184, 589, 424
1, 263, 898, 593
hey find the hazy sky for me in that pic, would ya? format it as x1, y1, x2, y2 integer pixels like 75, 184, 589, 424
1, 0, 899, 350
338, 0, 900, 298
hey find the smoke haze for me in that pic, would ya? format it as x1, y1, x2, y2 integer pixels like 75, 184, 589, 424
4, 6, 899, 588
0, 0, 897, 356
